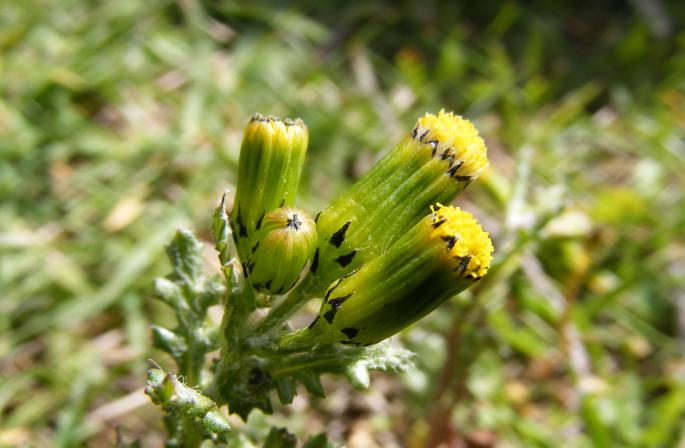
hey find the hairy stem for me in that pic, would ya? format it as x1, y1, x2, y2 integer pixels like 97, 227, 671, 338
254, 282, 309, 334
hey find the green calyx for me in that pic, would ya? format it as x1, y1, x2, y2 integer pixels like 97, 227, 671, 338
232, 113, 309, 261
245, 207, 317, 295
310, 205, 493, 346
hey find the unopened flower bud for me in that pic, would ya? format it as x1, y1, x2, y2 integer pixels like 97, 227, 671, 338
245, 207, 317, 295
310, 110, 488, 293
232, 114, 308, 260
311, 204, 493, 345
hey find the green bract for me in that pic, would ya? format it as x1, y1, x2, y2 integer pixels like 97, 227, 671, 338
309, 204, 493, 346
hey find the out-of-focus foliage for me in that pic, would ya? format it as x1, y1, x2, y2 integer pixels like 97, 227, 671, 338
1, 0, 684, 446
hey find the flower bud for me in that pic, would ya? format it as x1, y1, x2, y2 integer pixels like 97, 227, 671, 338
245, 207, 317, 295
310, 110, 488, 294
311, 204, 493, 345
232, 114, 308, 260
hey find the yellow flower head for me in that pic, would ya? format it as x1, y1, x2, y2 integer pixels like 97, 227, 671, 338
244, 113, 308, 151
430, 203, 493, 279
413, 109, 488, 179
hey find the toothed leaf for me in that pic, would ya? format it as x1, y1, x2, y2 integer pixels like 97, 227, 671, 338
263, 427, 297, 448
275, 377, 296, 405
298, 370, 325, 398
145, 366, 230, 435
166, 229, 203, 287
302, 433, 337, 448
151, 325, 187, 358
344, 361, 370, 389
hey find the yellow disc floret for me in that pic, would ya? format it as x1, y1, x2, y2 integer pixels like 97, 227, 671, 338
430, 203, 493, 279
413, 109, 488, 179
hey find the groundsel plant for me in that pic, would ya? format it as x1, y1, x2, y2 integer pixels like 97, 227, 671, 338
145, 110, 493, 446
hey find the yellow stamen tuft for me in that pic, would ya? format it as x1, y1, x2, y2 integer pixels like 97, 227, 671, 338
430, 203, 493, 279
413, 109, 488, 178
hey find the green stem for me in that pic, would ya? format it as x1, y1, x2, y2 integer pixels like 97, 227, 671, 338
267, 351, 351, 377
254, 281, 310, 334
215, 256, 256, 355
183, 419, 203, 448
276, 326, 327, 354
181, 320, 206, 447
220, 285, 255, 354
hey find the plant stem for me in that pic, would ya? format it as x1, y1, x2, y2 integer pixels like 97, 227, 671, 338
424, 304, 472, 447
183, 419, 203, 448
219, 263, 256, 354
254, 282, 310, 334
276, 326, 326, 353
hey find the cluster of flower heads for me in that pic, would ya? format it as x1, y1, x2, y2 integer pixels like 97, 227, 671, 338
231, 110, 493, 345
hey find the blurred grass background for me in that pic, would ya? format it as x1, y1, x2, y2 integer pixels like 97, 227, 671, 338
1, 0, 685, 446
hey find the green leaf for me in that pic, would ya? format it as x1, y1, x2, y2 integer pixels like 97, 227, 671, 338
298, 371, 325, 398
225, 433, 257, 448
203, 409, 232, 434
145, 366, 231, 435
641, 383, 685, 446
344, 361, 370, 389
302, 433, 337, 448
262, 427, 297, 448
153, 277, 187, 311
166, 229, 203, 287
359, 341, 416, 373
258, 340, 414, 404
275, 377, 296, 405
213, 359, 275, 420
213, 191, 235, 267
195, 275, 226, 311
580, 395, 612, 448
151, 325, 188, 359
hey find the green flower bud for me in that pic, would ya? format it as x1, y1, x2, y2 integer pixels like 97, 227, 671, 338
245, 207, 317, 295
232, 114, 308, 260
310, 110, 488, 294
310, 204, 493, 346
